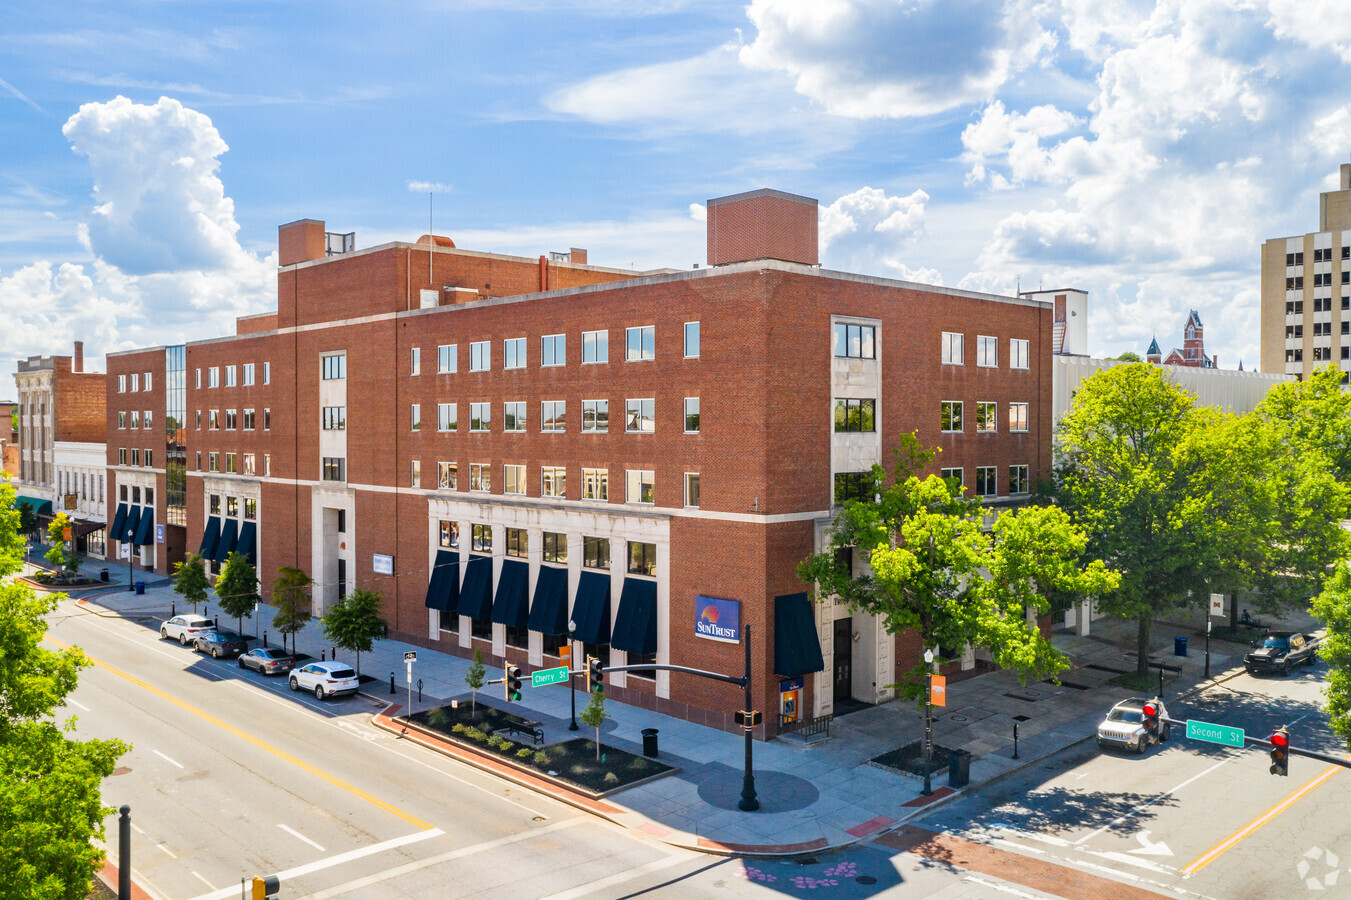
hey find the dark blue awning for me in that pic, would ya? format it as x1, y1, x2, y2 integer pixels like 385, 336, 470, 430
198, 516, 221, 560
491, 559, 529, 628
121, 506, 141, 544
611, 577, 657, 655
215, 518, 238, 563
110, 504, 128, 542
458, 555, 494, 621
133, 506, 154, 546
571, 570, 611, 645
236, 521, 257, 566
528, 566, 569, 635
774, 592, 825, 678
424, 550, 459, 611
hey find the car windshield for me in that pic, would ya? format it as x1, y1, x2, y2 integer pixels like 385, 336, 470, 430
1108, 708, 1143, 723
261, 650, 286, 659
1263, 637, 1290, 648
329, 668, 357, 679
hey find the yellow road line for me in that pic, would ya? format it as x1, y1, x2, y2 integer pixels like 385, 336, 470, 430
49, 637, 433, 830
1182, 754, 1351, 876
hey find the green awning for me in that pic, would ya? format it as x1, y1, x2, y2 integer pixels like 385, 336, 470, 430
13, 496, 53, 517
424, 550, 459, 612
198, 516, 221, 559
132, 507, 154, 546
528, 566, 569, 635
236, 521, 257, 566
121, 506, 141, 544
110, 504, 128, 541
774, 592, 825, 678
571, 570, 611, 645
215, 519, 238, 563
611, 577, 657, 655
457, 555, 494, 621
491, 559, 529, 628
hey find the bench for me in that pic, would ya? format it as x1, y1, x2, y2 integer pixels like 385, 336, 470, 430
496, 720, 545, 745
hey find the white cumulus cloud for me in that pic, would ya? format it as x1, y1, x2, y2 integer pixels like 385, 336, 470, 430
820, 186, 938, 282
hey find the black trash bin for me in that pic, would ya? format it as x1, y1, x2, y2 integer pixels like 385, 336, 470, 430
1174, 636, 1188, 657
134, 581, 145, 596
947, 749, 971, 788
641, 728, 659, 758
99, 568, 109, 583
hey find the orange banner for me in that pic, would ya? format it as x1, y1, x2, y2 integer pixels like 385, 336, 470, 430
930, 674, 947, 708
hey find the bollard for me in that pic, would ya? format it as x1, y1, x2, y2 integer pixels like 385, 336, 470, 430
1013, 722, 1020, 760
390, 672, 396, 695
321, 649, 325, 662
263, 631, 268, 648
214, 616, 219, 630
118, 805, 130, 900
417, 678, 423, 703
171, 601, 176, 616
204, 605, 209, 617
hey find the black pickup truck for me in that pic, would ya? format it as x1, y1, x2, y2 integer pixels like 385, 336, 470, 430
1244, 632, 1317, 676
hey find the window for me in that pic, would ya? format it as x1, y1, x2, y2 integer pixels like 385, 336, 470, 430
145, 449, 153, 467
243, 453, 255, 475
130, 410, 140, 430
582, 468, 608, 501
471, 523, 492, 552
244, 498, 257, 520
470, 463, 491, 492
438, 462, 457, 490
322, 406, 346, 430
321, 355, 346, 380
208, 452, 218, 472
1288, 324, 1304, 338
941, 332, 963, 365
410, 404, 421, 432
582, 400, 608, 433
626, 398, 655, 433
118, 374, 126, 393
410, 460, 421, 488
941, 401, 963, 433
504, 464, 526, 494
940, 467, 963, 492
1009, 465, 1030, 495
1344, 347, 1350, 360
438, 344, 457, 374
1008, 402, 1029, 433
505, 527, 528, 558
322, 457, 345, 481
470, 403, 491, 432
439, 520, 459, 548
224, 452, 237, 474
118, 448, 127, 465
541, 400, 566, 433
195, 368, 202, 389
208, 494, 220, 515
118, 411, 126, 429
584, 536, 610, 569
410, 348, 421, 376
975, 466, 997, 498
834, 472, 870, 505
225, 409, 237, 430
437, 403, 457, 432
684, 321, 700, 358
684, 397, 700, 433
1010, 339, 1029, 371
684, 472, 700, 508
263, 362, 270, 384
225, 496, 237, 517
243, 408, 255, 431
976, 335, 998, 367
834, 398, 875, 433
975, 401, 998, 433
131, 449, 141, 467
504, 401, 526, 432
503, 337, 526, 369
264, 454, 270, 476
541, 466, 566, 497
225, 365, 237, 387
130, 373, 139, 392
144, 372, 152, 391
582, 330, 608, 364
626, 325, 655, 361
541, 334, 565, 367
626, 469, 655, 504
833, 322, 876, 359
628, 541, 657, 576
144, 410, 153, 431
263, 408, 270, 430
543, 532, 567, 563
470, 341, 491, 372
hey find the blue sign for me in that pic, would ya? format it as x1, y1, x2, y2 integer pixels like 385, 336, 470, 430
780, 677, 804, 693
694, 595, 741, 643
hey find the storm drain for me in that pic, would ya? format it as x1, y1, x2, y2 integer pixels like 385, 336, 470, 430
1044, 679, 1092, 690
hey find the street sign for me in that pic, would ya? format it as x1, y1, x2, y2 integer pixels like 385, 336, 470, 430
404, 650, 417, 663
930, 674, 947, 708
1186, 719, 1244, 748
531, 665, 570, 687
1209, 593, 1225, 616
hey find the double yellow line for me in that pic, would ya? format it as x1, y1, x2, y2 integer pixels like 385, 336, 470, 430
49, 637, 433, 830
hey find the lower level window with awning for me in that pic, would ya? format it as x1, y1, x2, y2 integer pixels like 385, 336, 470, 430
528, 566, 569, 635
14, 495, 53, 517
121, 506, 141, 544
110, 504, 128, 542
424, 549, 460, 612
198, 516, 221, 560
774, 592, 825, 678
490, 559, 529, 629
215, 519, 238, 563
132, 507, 154, 546
457, 555, 494, 621
236, 521, 257, 566
611, 577, 657, 656
570, 570, 611, 645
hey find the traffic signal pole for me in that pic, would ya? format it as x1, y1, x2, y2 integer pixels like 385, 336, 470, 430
1158, 715, 1351, 770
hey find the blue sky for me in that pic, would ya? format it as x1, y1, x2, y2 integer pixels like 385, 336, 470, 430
4, 0, 1351, 389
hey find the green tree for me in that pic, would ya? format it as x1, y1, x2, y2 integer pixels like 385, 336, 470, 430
216, 552, 260, 635
1255, 363, 1351, 481
15, 500, 39, 544
1313, 562, 1351, 747
465, 649, 486, 718
44, 513, 80, 580
800, 434, 1117, 698
579, 686, 609, 761
271, 566, 313, 654
320, 588, 386, 677
172, 553, 211, 612
1111, 351, 1143, 363
0, 479, 28, 574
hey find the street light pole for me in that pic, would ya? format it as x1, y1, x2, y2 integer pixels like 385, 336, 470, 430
1205, 615, 1212, 680
738, 623, 759, 812
922, 648, 934, 796
567, 619, 579, 731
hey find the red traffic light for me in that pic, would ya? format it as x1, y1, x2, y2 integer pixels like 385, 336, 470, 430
1142, 702, 1157, 717
1270, 731, 1289, 748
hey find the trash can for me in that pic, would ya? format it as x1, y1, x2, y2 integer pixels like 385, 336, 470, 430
99, 568, 109, 583
641, 728, 659, 758
1174, 636, 1188, 657
947, 749, 971, 788
134, 581, 145, 596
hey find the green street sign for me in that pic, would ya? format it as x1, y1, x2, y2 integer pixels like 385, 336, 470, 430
1186, 719, 1245, 748
531, 665, 570, 688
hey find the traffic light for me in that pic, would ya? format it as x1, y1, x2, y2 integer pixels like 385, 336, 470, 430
1142, 700, 1160, 736
735, 710, 762, 729
252, 875, 280, 899
505, 665, 522, 702
1269, 727, 1289, 777
587, 656, 604, 694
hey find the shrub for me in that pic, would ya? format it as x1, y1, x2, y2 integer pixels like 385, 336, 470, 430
603, 772, 619, 785
517, 747, 533, 759
487, 734, 504, 749
465, 727, 487, 742
500, 741, 515, 754
451, 723, 466, 734
533, 751, 549, 766
428, 708, 447, 727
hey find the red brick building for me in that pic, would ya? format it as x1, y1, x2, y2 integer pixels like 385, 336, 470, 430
106, 189, 1053, 737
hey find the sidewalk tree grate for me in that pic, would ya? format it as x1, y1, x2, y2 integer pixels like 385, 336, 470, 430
1084, 663, 1132, 674
1044, 679, 1092, 690
1011, 715, 1031, 722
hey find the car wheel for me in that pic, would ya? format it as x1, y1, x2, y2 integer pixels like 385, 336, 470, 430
238, 659, 246, 669
1161, 725, 1171, 743
179, 633, 190, 645
1136, 738, 1147, 754
1309, 652, 1318, 666
314, 685, 325, 701
288, 676, 299, 691
212, 648, 220, 659
1283, 661, 1292, 676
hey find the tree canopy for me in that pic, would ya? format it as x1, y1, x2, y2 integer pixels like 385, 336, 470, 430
271, 567, 313, 653
320, 589, 386, 676
44, 512, 79, 578
1313, 562, 1351, 748
216, 552, 260, 634
172, 553, 211, 611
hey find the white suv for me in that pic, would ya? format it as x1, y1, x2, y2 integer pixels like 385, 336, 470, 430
160, 615, 214, 645
289, 662, 360, 700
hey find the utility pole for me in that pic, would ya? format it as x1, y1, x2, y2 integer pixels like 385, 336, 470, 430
738, 624, 759, 812
567, 619, 579, 731
922, 648, 936, 795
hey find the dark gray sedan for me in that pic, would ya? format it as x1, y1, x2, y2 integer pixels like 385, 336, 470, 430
192, 630, 249, 659
238, 647, 296, 675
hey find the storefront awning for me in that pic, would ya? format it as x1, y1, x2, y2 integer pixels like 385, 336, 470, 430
110, 504, 128, 541
490, 559, 529, 628
198, 516, 221, 560
611, 577, 657, 655
774, 592, 825, 678
527, 565, 569, 635
13, 495, 53, 517
571, 570, 611, 645
215, 518, 238, 563
457, 555, 494, 621
121, 506, 141, 544
424, 550, 459, 612
68, 518, 105, 538
132, 507, 154, 546
236, 521, 257, 566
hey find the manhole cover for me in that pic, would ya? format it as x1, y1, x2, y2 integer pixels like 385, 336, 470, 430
112, 767, 132, 776
1012, 715, 1031, 722
856, 876, 878, 885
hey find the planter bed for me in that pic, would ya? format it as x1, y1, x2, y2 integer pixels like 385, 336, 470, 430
870, 740, 959, 778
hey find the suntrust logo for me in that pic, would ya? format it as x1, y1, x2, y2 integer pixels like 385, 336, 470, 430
695, 595, 740, 644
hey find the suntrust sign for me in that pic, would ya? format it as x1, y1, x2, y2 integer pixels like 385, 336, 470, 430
694, 595, 741, 643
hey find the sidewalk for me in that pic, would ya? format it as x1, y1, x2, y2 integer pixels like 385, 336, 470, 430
75, 574, 1316, 857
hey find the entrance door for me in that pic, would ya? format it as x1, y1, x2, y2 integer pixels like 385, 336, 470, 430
833, 618, 852, 702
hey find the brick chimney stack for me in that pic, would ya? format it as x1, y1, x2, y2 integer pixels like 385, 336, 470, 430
706, 189, 819, 267
73, 340, 83, 373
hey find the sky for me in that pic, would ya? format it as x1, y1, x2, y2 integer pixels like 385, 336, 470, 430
3, 0, 1351, 390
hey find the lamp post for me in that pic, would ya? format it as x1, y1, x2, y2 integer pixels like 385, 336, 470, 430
567, 619, 579, 731
922, 648, 935, 796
